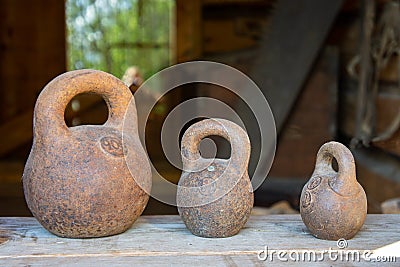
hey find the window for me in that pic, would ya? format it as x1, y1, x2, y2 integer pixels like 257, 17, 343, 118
66, 0, 174, 80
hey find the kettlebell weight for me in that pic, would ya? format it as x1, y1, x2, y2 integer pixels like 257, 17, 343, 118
300, 141, 367, 240
177, 118, 254, 238
23, 69, 152, 238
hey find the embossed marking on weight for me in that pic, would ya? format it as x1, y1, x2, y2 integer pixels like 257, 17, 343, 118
199, 177, 217, 195
100, 136, 125, 157
302, 191, 312, 208
307, 176, 322, 190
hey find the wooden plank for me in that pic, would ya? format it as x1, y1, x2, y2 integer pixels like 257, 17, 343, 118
175, 0, 202, 62
0, 215, 399, 265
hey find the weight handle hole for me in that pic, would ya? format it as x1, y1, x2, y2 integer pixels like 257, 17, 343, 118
199, 135, 232, 160
64, 93, 109, 127
331, 157, 339, 172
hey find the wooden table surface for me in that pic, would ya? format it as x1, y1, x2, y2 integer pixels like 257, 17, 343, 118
0, 215, 399, 266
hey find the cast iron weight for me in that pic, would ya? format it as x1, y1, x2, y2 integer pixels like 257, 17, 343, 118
177, 118, 254, 238
23, 69, 152, 238
300, 141, 367, 240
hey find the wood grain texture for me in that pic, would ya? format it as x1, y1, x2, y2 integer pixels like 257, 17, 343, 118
0, 215, 398, 266
176, 0, 202, 62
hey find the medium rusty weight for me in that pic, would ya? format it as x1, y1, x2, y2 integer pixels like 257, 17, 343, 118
177, 119, 254, 238
300, 141, 367, 240
22, 69, 152, 238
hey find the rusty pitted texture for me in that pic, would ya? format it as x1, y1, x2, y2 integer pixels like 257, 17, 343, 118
177, 119, 253, 238
22, 69, 152, 238
300, 141, 367, 240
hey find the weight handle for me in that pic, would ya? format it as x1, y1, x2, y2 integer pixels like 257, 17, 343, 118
181, 118, 250, 171
314, 141, 357, 195
34, 70, 135, 135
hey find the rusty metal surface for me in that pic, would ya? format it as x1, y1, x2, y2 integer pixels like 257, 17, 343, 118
177, 119, 253, 238
300, 141, 367, 240
22, 70, 152, 238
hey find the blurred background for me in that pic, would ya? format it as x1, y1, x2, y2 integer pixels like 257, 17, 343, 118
0, 0, 399, 216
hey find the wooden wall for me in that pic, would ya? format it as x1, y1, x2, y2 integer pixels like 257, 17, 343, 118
0, 0, 66, 158
0, 0, 66, 215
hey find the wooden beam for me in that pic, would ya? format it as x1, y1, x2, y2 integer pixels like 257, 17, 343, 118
176, 0, 203, 62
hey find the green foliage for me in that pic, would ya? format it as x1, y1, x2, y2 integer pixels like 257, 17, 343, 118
66, 0, 173, 79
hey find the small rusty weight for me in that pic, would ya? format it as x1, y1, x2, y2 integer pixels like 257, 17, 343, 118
177, 118, 254, 238
22, 69, 152, 238
300, 141, 367, 240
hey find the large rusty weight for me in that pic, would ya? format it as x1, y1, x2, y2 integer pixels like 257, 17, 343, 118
300, 141, 367, 240
177, 118, 254, 238
22, 69, 152, 238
